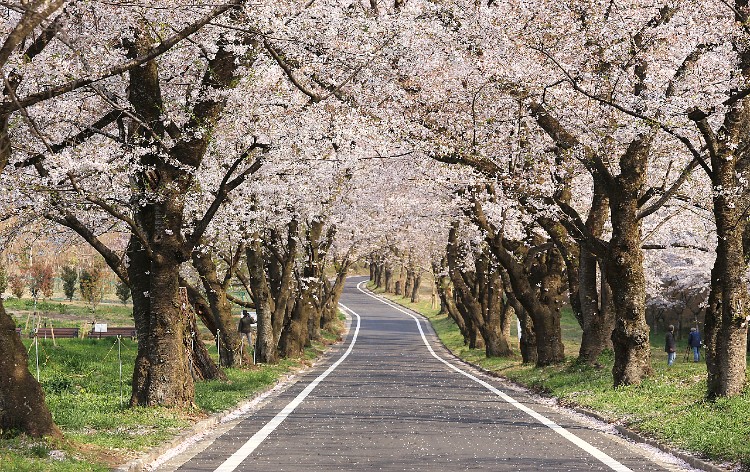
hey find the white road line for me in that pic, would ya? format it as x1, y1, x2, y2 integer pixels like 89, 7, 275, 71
212, 308, 361, 472
356, 281, 633, 472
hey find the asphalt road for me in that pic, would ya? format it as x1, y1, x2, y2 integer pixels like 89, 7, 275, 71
156, 276, 695, 472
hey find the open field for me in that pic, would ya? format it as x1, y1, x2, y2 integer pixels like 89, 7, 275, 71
370, 283, 750, 470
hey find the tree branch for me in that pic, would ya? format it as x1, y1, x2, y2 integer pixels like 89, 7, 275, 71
0, 1, 244, 114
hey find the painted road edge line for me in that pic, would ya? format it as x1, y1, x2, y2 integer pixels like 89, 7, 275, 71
213, 307, 361, 472
356, 281, 633, 472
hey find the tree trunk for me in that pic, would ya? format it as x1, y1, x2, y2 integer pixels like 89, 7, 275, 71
518, 309, 537, 364
527, 245, 566, 365
322, 266, 348, 332
0, 301, 61, 438
434, 270, 470, 344
502, 278, 537, 364
137, 236, 194, 406
480, 263, 512, 357
410, 273, 422, 303
703, 117, 749, 398
280, 297, 310, 358
578, 253, 613, 363
128, 237, 154, 406
181, 278, 217, 334
469, 199, 563, 365
268, 223, 300, 349
183, 301, 225, 381
246, 238, 277, 364
605, 136, 654, 387
501, 301, 513, 345
447, 225, 512, 357
192, 248, 244, 367
577, 180, 614, 364
384, 264, 394, 293
395, 265, 405, 295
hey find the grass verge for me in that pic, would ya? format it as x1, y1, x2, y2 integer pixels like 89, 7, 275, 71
0, 316, 346, 471
369, 283, 750, 469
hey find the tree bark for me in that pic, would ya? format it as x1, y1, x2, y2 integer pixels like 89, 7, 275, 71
433, 264, 470, 344
577, 181, 615, 364
376, 261, 385, 289
395, 265, 405, 295
280, 296, 310, 358
246, 237, 277, 364
192, 247, 245, 367
128, 236, 155, 406
698, 105, 750, 398
183, 299, 225, 381
0, 301, 61, 438
384, 263, 394, 293
143, 220, 194, 406
468, 201, 564, 366
410, 272, 421, 303
321, 262, 349, 332
447, 224, 512, 357
605, 136, 654, 387
181, 278, 217, 334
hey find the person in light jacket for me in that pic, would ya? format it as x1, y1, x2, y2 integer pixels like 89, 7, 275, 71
665, 325, 677, 366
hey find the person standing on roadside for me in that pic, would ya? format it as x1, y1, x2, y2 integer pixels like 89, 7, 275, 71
665, 324, 677, 366
688, 327, 702, 362
238, 310, 256, 348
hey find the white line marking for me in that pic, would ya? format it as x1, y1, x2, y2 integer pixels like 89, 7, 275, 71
213, 308, 361, 472
356, 281, 633, 472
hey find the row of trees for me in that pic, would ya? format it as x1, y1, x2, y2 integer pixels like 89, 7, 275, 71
0, 0, 416, 439
2, 0, 750, 448
348, 0, 750, 401
0, 261, 119, 307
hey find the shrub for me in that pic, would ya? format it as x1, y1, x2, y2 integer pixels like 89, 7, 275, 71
115, 280, 131, 305
61, 265, 78, 301
79, 265, 105, 313
8, 273, 25, 299
28, 262, 54, 301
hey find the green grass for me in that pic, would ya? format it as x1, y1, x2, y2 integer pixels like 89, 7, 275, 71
369, 282, 750, 469
2, 317, 346, 471
0, 436, 109, 472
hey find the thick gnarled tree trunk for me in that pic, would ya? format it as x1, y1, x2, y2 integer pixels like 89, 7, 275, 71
605, 136, 654, 387
0, 302, 61, 438
446, 224, 513, 357
695, 103, 750, 398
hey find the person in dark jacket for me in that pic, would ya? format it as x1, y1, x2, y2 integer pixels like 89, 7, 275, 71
238, 310, 256, 347
665, 324, 677, 366
687, 327, 702, 362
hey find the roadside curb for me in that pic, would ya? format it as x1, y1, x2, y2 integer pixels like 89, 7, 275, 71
115, 316, 352, 472
114, 370, 303, 472
365, 287, 734, 472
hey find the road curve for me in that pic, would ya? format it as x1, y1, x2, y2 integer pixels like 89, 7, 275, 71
157, 276, 694, 472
